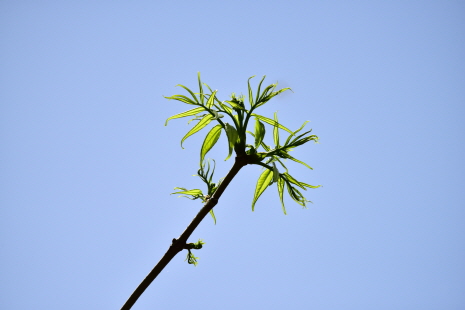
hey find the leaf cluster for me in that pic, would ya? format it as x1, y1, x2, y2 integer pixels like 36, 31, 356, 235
166, 73, 320, 214
185, 239, 205, 266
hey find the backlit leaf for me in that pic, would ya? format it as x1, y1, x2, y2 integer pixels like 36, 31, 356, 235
164, 94, 198, 105
252, 114, 293, 135
277, 176, 286, 214
165, 107, 205, 126
209, 209, 216, 224
251, 168, 273, 211
248, 76, 255, 106
273, 112, 280, 146
254, 118, 266, 149
181, 114, 213, 148
225, 123, 238, 161
198, 72, 204, 105
206, 90, 217, 108
171, 189, 203, 196
200, 124, 222, 164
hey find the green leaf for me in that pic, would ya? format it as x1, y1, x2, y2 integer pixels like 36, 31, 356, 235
186, 250, 200, 266
200, 124, 222, 164
283, 180, 307, 206
273, 112, 280, 146
164, 94, 198, 105
277, 176, 286, 214
252, 114, 293, 135
251, 168, 273, 211
225, 123, 238, 161
285, 153, 313, 170
209, 209, 216, 224
171, 188, 203, 196
165, 107, 205, 126
257, 87, 292, 108
283, 172, 306, 190
247, 76, 255, 106
198, 72, 204, 105
174, 84, 200, 104
254, 118, 266, 149
274, 156, 289, 172
180, 114, 214, 148
298, 181, 321, 189
218, 102, 234, 114
255, 84, 276, 107
284, 121, 310, 145
225, 100, 246, 111
206, 90, 217, 108
255, 75, 267, 104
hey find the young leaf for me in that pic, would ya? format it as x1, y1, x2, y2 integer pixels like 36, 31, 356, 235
175, 84, 200, 104
171, 188, 203, 196
284, 153, 314, 170
165, 107, 205, 126
164, 94, 198, 105
252, 114, 294, 135
247, 76, 255, 107
209, 209, 216, 224
200, 124, 222, 164
180, 114, 214, 148
254, 118, 266, 149
277, 176, 286, 214
225, 99, 246, 111
255, 75, 267, 104
206, 90, 218, 108
251, 168, 273, 211
225, 123, 238, 161
273, 112, 280, 146
284, 121, 310, 146
198, 72, 204, 105
283, 172, 308, 191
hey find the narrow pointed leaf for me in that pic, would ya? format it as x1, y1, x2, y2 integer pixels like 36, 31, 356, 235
171, 188, 203, 196
206, 90, 217, 108
164, 94, 198, 105
257, 83, 276, 103
255, 75, 267, 104
298, 181, 321, 189
218, 102, 233, 114
283, 172, 307, 191
277, 176, 286, 214
165, 107, 205, 126
225, 123, 238, 161
273, 112, 280, 146
285, 154, 313, 170
254, 118, 266, 148
181, 114, 213, 148
251, 168, 273, 211
209, 209, 217, 224
174, 85, 199, 104
198, 72, 204, 104
274, 157, 289, 172
258, 87, 292, 107
252, 114, 294, 135
200, 124, 222, 164
225, 100, 247, 111
285, 183, 306, 206
248, 76, 255, 106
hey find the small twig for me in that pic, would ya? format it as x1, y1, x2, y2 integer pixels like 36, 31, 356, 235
120, 155, 248, 310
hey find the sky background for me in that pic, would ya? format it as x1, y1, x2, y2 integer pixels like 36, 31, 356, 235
1, 1, 464, 309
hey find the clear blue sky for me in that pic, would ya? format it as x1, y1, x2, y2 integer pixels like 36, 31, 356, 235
1, 1, 464, 309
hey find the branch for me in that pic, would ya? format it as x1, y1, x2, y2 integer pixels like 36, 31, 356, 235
120, 155, 248, 310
